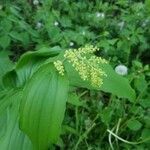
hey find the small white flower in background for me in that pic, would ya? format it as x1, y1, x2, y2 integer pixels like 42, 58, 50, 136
115, 65, 128, 75
142, 19, 149, 27
54, 21, 59, 26
82, 31, 85, 35
36, 22, 43, 29
96, 12, 105, 18
118, 21, 125, 30
137, 13, 140, 16
33, 0, 39, 5
142, 22, 146, 27
144, 19, 149, 24
69, 42, 74, 47
127, 37, 130, 40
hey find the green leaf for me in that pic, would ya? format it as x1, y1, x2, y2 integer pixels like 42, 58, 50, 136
2, 70, 18, 89
64, 61, 136, 101
0, 52, 14, 90
0, 52, 13, 77
9, 31, 23, 42
139, 98, 150, 108
100, 107, 113, 126
141, 128, 150, 142
0, 91, 32, 150
0, 90, 18, 115
100, 63, 136, 101
127, 119, 142, 131
16, 46, 61, 85
0, 35, 11, 49
67, 93, 84, 106
3, 46, 61, 88
62, 125, 78, 135
19, 64, 69, 150
145, 0, 150, 12
134, 75, 147, 92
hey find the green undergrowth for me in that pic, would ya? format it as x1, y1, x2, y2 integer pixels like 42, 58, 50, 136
0, 0, 150, 150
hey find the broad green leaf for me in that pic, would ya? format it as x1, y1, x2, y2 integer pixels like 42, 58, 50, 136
0, 52, 14, 90
16, 46, 61, 85
64, 61, 136, 101
139, 98, 150, 108
1, 19, 12, 33
0, 89, 19, 115
0, 110, 7, 142
0, 111, 33, 150
19, 64, 69, 150
2, 70, 18, 89
2, 46, 61, 88
145, 0, 150, 12
0, 35, 11, 49
0, 91, 32, 150
127, 119, 142, 131
100, 63, 136, 101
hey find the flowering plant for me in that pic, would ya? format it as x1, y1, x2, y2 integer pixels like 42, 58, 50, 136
54, 45, 107, 87
0, 45, 135, 150
0, 0, 149, 149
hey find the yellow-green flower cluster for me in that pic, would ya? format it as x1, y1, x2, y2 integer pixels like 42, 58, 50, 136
53, 60, 64, 76
64, 45, 107, 87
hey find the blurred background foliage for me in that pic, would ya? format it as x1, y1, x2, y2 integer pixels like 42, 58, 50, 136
0, 0, 150, 63
0, 0, 150, 149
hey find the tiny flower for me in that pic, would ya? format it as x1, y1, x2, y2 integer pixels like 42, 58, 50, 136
82, 31, 85, 35
118, 21, 125, 30
127, 37, 130, 40
64, 45, 107, 87
96, 12, 105, 18
54, 60, 64, 76
142, 22, 146, 27
69, 42, 74, 47
137, 13, 140, 16
115, 65, 128, 75
142, 19, 149, 27
36, 22, 43, 29
33, 0, 39, 5
54, 21, 59, 26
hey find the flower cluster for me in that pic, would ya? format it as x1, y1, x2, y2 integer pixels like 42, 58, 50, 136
53, 60, 64, 76
64, 45, 107, 87
96, 12, 105, 19
33, 0, 39, 5
53, 45, 107, 87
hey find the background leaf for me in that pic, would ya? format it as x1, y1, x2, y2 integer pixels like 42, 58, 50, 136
127, 119, 142, 131
0, 52, 14, 90
19, 64, 69, 150
0, 91, 32, 150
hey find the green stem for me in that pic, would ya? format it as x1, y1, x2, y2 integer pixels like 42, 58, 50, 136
74, 114, 99, 150
107, 129, 150, 145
